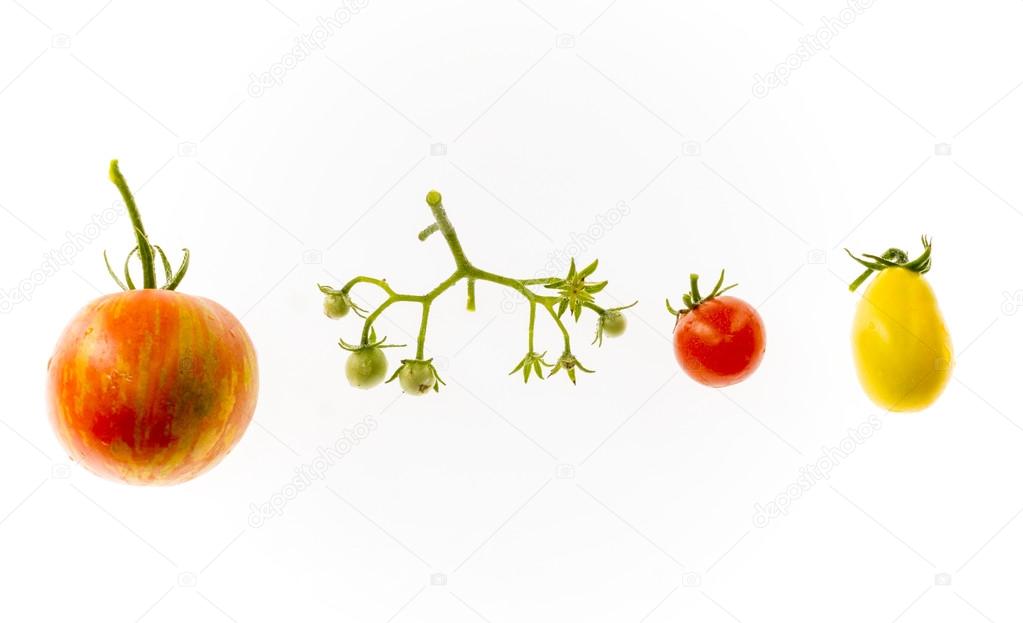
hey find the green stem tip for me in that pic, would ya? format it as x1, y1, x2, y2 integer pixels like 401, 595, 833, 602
666, 270, 737, 317
105, 159, 190, 292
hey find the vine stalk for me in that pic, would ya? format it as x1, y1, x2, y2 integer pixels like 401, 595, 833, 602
345, 191, 601, 361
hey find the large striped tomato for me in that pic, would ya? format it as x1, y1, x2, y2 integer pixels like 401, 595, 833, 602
48, 290, 257, 484
46, 161, 258, 485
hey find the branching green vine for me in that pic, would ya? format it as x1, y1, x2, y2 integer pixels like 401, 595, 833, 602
320, 190, 635, 393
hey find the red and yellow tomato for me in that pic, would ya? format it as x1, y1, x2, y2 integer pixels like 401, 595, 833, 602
48, 289, 258, 485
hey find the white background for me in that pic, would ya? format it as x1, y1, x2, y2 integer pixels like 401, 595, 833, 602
2, 0, 1022, 621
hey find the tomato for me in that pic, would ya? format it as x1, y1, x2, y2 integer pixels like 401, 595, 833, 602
394, 359, 442, 395
848, 239, 951, 411
601, 310, 627, 337
346, 347, 388, 389
47, 289, 258, 485
324, 294, 351, 319
668, 272, 765, 387
46, 160, 259, 485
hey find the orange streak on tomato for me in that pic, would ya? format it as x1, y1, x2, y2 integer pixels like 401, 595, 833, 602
47, 289, 258, 485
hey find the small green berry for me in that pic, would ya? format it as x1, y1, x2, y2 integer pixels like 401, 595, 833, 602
324, 293, 351, 319
346, 348, 387, 389
602, 310, 627, 337
399, 361, 436, 396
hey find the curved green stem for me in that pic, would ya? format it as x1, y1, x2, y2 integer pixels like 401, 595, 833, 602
361, 297, 403, 344
343, 276, 396, 297
109, 160, 156, 289
542, 301, 572, 351
519, 277, 559, 286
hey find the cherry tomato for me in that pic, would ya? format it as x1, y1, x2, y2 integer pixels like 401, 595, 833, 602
601, 310, 627, 337
397, 360, 441, 395
324, 294, 351, 319
346, 348, 388, 389
668, 272, 765, 387
847, 238, 951, 411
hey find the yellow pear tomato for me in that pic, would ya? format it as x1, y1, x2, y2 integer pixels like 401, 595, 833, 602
847, 238, 952, 412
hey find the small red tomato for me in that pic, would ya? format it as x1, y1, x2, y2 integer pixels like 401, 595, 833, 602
668, 271, 765, 387
46, 160, 258, 485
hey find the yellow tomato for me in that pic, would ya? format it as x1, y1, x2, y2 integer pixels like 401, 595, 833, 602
852, 267, 953, 411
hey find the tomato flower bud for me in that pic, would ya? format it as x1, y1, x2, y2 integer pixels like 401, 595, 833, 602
549, 352, 594, 384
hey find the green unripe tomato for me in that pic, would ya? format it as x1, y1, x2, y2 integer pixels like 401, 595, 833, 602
399, 361, 435, 396
346, 348, 387, 389
324, 293, 351, 319
602, 310, 627, 337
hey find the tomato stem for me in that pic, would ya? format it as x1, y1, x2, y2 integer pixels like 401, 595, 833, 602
109, 160, 157, 289
329, 190, 628, 388
104, 160, 190, 292
666, 270, 738, 317
845, 237, 932, 292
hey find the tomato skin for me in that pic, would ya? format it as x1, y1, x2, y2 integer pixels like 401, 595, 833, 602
399, 361, 435, 395
346, 348, 388, 389
47, 289, 258, 485
672, 296, 765, 387
852, 268, 952, 411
